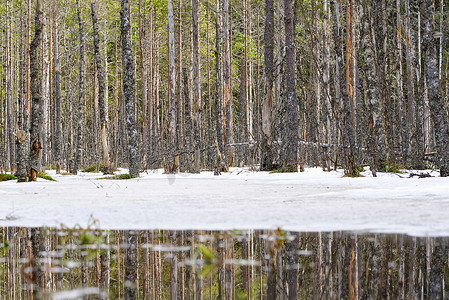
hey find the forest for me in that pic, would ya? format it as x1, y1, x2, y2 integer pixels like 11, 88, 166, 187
0, 0, 448, 180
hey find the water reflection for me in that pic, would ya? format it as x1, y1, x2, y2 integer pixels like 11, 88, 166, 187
1, 227, 448, 299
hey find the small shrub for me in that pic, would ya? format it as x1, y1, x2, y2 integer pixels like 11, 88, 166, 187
98, 174, 136, 180
270, 166, 298, 173
0, 174, 17, 181
37, 172, 57, 181
379, 163, 403, 174
81, 165, 97, 173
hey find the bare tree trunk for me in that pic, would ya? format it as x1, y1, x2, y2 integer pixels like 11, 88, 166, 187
420, 0, 449, 177
72, 0, 85, 174
91, 1, 111, 174
16, 0, 29, 182
260, 0, 275, 171
405, 0, 418, 167
238, 56, 248, 167
223, 0, 232, 167
177, 0, 183, 152
29, 0, 44, 181
361, 0, 386, 172
192, 0, 201, 173
214, 2, 224, 172
396, 0, 407, 160
121, 0, 140, 177
6, 0, 15, 172
282, 0, 298, 171
166, 0, 177, 173
54, 16, 62, 174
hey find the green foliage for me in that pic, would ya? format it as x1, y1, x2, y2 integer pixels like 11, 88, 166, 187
270, 167, 298, 173
379, 163, 403, 174
37, 172, 57, 181
82, 165, 97, 173
0, 174, 17, 181
196, 244, 218, 278
98, 174, 136, 180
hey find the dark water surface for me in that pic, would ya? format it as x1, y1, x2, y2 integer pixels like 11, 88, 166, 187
1, 227, 448, 299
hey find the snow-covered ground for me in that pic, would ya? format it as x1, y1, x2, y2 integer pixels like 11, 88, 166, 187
0, 168, 448, 236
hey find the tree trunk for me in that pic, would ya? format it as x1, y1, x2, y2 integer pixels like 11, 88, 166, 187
361, 0, 386, 171
238, 56, 248, 167
120, 0, 140, 177
29, 0, 44, 181
405, 0, 418, 167
330, 0, 358, 176
282, 0, 298, 171
166, 0, 177, 173
91, 1, 111, 174
54, 17, 62, 174
214, 2, 224, 172
223, 0, 232, 167
192, 0, 201, 173
6, 0, 15, 172
260, 0, 275, 171
73, 0, 85, 174
420, 0, 449, 177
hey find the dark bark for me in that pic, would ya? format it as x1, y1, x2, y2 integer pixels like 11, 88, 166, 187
29, 0, 43, 181
121, 0, 140, 177
282, 0, 298, 172
420, 0, 449, 177
260, 0, 275, 171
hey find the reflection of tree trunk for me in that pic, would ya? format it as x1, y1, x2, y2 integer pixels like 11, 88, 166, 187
170, 232, 178, 300
286, 234, 299, 300
125, 232, 137, 299
429, 238, 445, 299
266, 234, 277, 299
100, 233, 110, 293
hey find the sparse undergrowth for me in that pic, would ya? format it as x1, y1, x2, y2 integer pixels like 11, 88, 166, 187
0, 174, 17, 181
37, 172, 57, 181
98, 174, 136, 180
269, 166, 299, 173
82, 164, 117, 174
379, 163, 403, 174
